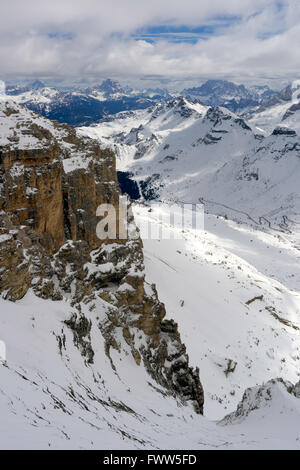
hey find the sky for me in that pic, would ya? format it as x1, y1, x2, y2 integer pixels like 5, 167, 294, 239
0, 0, 299, 88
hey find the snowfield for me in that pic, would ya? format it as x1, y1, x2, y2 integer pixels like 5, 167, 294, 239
133, 204, 300, 420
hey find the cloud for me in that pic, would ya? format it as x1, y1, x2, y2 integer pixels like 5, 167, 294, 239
0, 0, 299, 84
0, 80, 5, 98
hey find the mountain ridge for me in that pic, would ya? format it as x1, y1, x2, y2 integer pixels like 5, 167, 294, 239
79, 95, 300, 237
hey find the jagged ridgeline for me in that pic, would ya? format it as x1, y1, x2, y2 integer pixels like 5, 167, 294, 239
0, 100, 204, 414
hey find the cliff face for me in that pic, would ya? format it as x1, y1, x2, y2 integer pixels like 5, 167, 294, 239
0, 100, 204, 414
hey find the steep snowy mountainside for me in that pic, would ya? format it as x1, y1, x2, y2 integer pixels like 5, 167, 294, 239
220, 378, 300, 448
2, 292, 300, 449
78, 97, 250, 166
197, 127, 300, 235
85, 78, 128, 100
182, 80, 276, 113
78, 97, 300, 236
249, 80, 300, 134
0, 292, 207, 449
221, 378, 300, 426
78, 97, 209, 169
133, 204, 300, 420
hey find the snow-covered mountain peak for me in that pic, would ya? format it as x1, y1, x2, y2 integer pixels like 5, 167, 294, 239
79, 93, 300, 235
98, 78, 125, 93
87, 78, 128, 99
182, 79, 277, 113
166, 95, 199, 108
6, 86, 62, 112
146, 96, 207, 129
249, 79, 300, 135
30, 79, 46, 90
203, 105, 251, 131
221, 378, 300, 427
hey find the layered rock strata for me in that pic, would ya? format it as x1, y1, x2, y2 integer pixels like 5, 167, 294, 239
0, 100, 204, 413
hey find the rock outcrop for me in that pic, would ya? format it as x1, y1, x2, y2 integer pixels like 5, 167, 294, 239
0, 100, 204, 414
220, 378, 300, 425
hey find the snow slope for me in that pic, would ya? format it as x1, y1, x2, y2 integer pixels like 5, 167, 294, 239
78, 97, 209, 170
133, 203, 300, 420
1, 283, 300, 449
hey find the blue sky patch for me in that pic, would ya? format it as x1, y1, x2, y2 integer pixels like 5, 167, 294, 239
48, 32, 74, 41
133, 16, 241, 44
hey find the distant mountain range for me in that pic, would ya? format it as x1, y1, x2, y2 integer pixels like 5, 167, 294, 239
2, 78, 278, 126
4, 79, 171, 126
182, 79, 277, 113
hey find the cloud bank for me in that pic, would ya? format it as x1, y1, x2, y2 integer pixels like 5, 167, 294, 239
1, 0, 299, 83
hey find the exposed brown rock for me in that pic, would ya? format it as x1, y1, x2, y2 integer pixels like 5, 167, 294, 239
0, 101, 204, 414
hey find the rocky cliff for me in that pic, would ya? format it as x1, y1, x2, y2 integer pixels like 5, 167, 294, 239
0, 100, 204, 414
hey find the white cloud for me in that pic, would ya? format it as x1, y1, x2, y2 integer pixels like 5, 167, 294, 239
0, 0, 299, 84
0, 80, 5, 98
